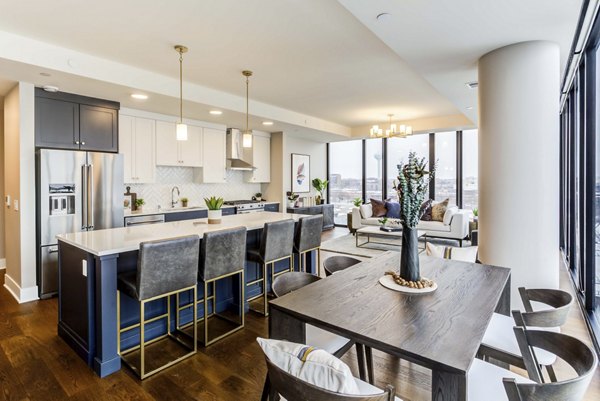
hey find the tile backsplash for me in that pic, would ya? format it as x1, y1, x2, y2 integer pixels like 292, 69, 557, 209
125, 167, 262, 209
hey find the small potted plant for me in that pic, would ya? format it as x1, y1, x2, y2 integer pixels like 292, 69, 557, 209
134, 198, 145, 212
353, 197, 363, 207
286, 191, 299, 209
312, 178, 329, 204
204, 196, 224, 224
254, 192, 263, 201
181, 197, 189, 208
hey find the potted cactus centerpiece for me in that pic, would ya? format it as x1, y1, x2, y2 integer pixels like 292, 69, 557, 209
204, 196, 224, 224
394, 152, 435, 283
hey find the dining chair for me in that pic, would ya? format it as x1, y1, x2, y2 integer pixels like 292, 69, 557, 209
479, 287, 573, 381
272, 272, 375, 384
261, 357, 400, 401
323, 255, 362, 277
470, 328, 597, 400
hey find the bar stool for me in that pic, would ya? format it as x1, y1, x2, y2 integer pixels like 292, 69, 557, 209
246, 219, 295, 316
193, 226, 247, 346
117, 235, 200, 379
293, 215, 323, 276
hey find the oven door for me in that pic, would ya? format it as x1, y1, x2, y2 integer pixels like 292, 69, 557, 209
237, 208, 264, 214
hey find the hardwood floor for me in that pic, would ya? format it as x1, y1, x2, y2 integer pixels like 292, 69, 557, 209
0, 226, 597, 400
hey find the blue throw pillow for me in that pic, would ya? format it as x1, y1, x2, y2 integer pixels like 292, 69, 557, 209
385, 201, 400, 219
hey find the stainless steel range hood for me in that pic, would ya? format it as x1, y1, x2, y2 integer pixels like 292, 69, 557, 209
226, 128, 255, 170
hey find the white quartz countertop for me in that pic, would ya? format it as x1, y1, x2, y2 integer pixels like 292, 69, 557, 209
57, 211, 299, 257
123, 202, 280, 218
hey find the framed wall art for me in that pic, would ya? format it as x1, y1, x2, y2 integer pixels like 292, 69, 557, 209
291, 153, 310, 193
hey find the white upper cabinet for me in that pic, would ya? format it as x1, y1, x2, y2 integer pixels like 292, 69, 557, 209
119, 115, 155, 183
196, 128, 227, 183
155, 121, 202, 167
246, 134, 271, 183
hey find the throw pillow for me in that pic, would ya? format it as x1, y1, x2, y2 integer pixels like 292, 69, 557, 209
425, 243, 478, 263
385, 201, 401, 219
443, 206, 459, 226
431, 198, 449, 222
370, 198, 387, 217
256, 337, 360, 395
359, 204, 373, 219
420, 199, 433, 221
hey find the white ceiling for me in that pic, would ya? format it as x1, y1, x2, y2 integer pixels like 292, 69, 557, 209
339, 0, 582, 124
0, 0, 582, 136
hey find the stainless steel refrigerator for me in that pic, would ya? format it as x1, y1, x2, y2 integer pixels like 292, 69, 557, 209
36, 149, 124, 298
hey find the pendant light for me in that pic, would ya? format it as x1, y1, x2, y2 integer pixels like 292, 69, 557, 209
175, 45, 188, 141
242, 70, 253, 148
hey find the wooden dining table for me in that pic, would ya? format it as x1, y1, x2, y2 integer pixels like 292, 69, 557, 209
269, 252, 511, 401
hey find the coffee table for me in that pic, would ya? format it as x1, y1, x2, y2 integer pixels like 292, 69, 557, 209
355, 225, 427, 252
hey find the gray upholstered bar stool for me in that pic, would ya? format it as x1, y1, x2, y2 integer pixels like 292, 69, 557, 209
192, 226, 247, 346
246, 219, 295, 316
117, 235, 200, 380
293, 215, 323, 276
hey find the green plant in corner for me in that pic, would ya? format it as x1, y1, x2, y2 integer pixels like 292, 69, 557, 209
135, 198, 145, 208
352, 197, 363, 207
204, 196, 223, 210
311, 178, 329, 199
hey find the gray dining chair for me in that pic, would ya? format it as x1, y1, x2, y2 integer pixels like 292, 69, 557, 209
261, 357, 400, 401
323, 255, 362, 277
271, 272, 375, 385
480, 287, 573, 381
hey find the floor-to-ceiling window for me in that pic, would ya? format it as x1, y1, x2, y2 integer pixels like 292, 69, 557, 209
462, 129, 478, 211
434, 131, 457, 205
328, 140, 362, 225
386, 134, 430, 201
365, 138, 384, 201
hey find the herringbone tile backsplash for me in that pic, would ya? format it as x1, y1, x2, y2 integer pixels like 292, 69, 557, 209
125, 167, 262, 208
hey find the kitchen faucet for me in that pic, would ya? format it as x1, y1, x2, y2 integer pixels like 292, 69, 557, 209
171, 186, 180, 208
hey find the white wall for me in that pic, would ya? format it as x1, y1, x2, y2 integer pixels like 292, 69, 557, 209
3, 82, 37, 302
0, 99, 5, 267
478, 41, 559, 307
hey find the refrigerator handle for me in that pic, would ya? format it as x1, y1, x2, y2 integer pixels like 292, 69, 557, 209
87, 164, 94, 230
81, 164, 88, 230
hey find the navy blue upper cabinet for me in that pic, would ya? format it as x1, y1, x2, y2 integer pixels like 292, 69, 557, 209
35, 88, 120, 153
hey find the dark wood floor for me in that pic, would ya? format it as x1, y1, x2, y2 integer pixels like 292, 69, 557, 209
0, 227, 598, 400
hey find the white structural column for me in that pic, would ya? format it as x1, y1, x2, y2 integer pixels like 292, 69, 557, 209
478, 41, 560, 307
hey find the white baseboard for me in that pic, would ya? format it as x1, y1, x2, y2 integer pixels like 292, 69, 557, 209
0, 258, 5, 269
3, 273, 39, 303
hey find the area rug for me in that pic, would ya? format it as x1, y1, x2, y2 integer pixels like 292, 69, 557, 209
321, 234, 401, 258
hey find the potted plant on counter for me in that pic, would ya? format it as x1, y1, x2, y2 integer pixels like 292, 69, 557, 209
312, 178, 329, 204
181, 197, 189, 208
254, 192, 263, 201
204, 196, 224, 224
286, 192, 299, 209
135, 198, 145, 212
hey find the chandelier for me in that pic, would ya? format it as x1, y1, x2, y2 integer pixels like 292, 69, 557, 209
370, 114, 412, 138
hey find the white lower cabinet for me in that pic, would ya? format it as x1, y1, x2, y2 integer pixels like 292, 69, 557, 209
119, 115, 155, 183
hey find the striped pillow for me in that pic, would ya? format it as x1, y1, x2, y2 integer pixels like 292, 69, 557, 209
426, 242, 478, 263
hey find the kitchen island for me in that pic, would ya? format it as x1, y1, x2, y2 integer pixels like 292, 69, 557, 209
56, 211, 311, 377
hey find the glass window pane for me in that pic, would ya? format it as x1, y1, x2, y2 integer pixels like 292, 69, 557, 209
434, 131, 457, 205
365, 139, 383, 201
329, 140, 362, 225
386, 134, 430, 201
462, 130, 478, 211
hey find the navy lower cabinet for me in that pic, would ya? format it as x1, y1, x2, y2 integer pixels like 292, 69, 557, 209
264, 203, 280, 212
164, 209, 207, 222
222, 207, 236, 216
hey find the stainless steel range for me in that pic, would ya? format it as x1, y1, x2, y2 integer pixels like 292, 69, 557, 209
223, 200, 265, 214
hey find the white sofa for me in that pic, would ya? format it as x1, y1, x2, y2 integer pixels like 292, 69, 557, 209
351, 203, 470, 246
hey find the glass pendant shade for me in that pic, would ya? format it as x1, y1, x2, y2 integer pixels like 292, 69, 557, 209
243, 130, 253, 148
176, 123, 188, 141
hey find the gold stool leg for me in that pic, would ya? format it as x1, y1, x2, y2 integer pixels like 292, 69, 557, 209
289, 256, 293, 273
167, 295, 171, 336
117, 291, 121, 355
240, 271, 245, 327
317, 247, 321, 277
264, 263, 269, 316
140, 299, 146, 379
193, 286, 198, 353
204, 281, 209, 345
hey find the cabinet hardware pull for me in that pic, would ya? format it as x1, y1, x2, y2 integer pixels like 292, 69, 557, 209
81, 141, 86, 145
75, 141, 80, 145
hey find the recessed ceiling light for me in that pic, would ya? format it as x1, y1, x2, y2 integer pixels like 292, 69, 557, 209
42, 85, 59, 93
262, 121, 274, 126
131, 93, 148, 100
466, 106, 473, 110
466, 81, 478, 89
209, 110, 223, 115
376, 13, 391, 21
39, 72, 51, 77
